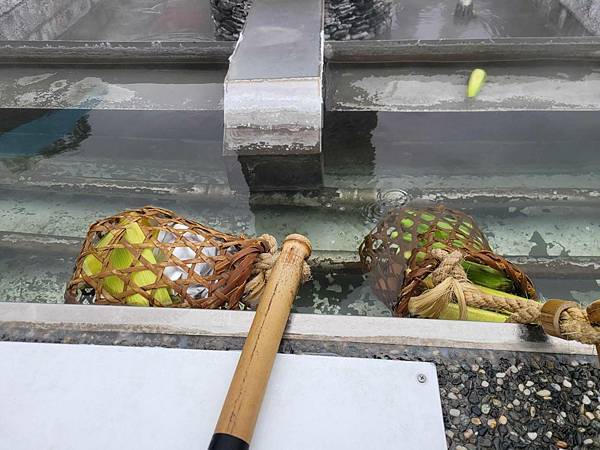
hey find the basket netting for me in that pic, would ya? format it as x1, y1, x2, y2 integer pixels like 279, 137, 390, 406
65, 206, 270, 309
359, 205, 537, 316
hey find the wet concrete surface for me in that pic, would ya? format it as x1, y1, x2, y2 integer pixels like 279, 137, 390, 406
388, 0, 590, 39
60, 0, 217, 41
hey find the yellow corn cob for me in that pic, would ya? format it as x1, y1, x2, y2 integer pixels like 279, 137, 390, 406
82, 220, 172, 306
467, 68, 487, 98
439, 302, 508, 323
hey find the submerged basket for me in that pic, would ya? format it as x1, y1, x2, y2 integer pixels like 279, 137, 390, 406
359, 205, 537, 316
65, 206, 270, 309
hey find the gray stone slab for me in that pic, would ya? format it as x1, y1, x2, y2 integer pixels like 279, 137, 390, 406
0, 341, 446, 450
226, 0, 323, 81
223, 0, 324, 156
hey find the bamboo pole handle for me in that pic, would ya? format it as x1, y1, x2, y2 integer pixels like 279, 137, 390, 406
208, 234, 312, 450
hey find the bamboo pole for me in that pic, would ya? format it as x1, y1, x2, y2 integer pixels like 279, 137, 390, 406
208, 234, 312, 450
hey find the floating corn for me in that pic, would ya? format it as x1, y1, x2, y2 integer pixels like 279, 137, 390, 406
467, 68, 487, 98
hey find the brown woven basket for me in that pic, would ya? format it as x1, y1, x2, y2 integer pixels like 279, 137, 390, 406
65, 206, 270, 309
359, 205, 537, 316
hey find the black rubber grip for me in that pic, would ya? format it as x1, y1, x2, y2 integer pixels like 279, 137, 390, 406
208, 433, 250, 450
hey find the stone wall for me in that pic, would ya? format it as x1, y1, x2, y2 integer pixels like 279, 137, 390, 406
324, 0, 392, 40
210, 0, 251, 41
0, 0, 103, 40
210, 0, 392, 41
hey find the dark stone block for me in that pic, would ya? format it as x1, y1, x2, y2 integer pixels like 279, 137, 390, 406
226, 154, 323, 192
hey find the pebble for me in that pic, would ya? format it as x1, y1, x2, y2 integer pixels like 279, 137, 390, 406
374, 338, 600, 449
456, 446, 467, 450
496, 379, 504, 385
587, 381, 595, 388
496, 373, 506, 378
584, 438, 594, 445
509, 365, 518, 374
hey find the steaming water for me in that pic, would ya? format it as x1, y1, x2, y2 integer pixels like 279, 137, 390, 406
0, 62, 599, 314
60, 0, 216, 41
2, 107, 599, 313
388, 0, 590, 39
52, 0, 591, 42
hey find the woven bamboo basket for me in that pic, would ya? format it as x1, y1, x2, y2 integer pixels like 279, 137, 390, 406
65, 206, 271, 309
359, 204, 538, 317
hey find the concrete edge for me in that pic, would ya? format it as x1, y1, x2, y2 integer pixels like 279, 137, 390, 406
0, 302, 596, 356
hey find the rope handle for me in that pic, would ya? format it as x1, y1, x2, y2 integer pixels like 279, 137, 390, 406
243, 234, 311, 307
588, 301, 600, 325
540, 299, 580, 338
407, 250, 600, 351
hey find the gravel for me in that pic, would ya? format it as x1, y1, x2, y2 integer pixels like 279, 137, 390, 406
411, 349, 600, 449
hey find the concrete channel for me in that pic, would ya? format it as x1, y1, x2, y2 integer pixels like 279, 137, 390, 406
1, 1, 600, 449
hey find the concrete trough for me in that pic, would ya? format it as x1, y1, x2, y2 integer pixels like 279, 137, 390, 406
223, 0, 324, 156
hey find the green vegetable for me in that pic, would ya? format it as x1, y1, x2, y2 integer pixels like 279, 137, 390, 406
461, 260, 513, 292
82, 220, 172, 306
439, 303, 508, 322
467, 68, 487, 98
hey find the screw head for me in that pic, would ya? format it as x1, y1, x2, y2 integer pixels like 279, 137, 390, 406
417, 373, 427, 383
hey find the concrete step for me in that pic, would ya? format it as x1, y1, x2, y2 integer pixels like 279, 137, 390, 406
327, 62, 600, 112
0, 64, 226, 111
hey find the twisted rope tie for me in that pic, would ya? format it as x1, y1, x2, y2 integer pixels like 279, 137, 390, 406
408, 249, 600, 346
243, 234, 311, 307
